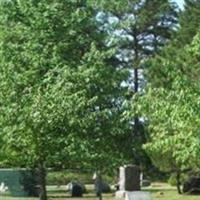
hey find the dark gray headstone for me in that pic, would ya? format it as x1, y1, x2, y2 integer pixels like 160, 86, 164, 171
93, 172, 111, 196
68, 181, 85, 197
124, 165, 140, 191
142, 179, 151, 187
119, 165, 140, 192
94, 180, 111, 195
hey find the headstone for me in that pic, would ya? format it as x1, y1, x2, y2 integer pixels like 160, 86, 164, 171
124, 165, 140, 191
118, 165, 140, 192
67, 181, 85, 197
116, 165, 150, 200
0, 182, 8, 192
95, 181, 111, 194
125, 191, 151, 200
93, 172, 111, 196
141, 180, 151, 187
119, 167, 125, 191
115, 190, 125, 199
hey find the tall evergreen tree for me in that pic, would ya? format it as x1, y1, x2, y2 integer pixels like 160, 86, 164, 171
97, 0, 178, 166
148, 0, 200, 87
177, 0, 200, 46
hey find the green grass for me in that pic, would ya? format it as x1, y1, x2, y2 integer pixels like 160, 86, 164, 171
0, 183, 199, 200
147, 183, 200, 200
151, 190, 200, 200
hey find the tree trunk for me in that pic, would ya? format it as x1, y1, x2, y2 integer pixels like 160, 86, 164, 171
134, 68, 139, 93
99, 192, 103, 200
94, 171, 103, 200
132, 30, 142, 165
176, 172, 182, 194
133, 42, 141, 165
38, 164, 47, 200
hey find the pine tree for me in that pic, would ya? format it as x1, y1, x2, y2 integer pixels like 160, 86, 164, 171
177, 0, 200, 46
99, 0, 178, 166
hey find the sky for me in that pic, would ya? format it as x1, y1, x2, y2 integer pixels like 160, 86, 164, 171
174, 0, 185, 9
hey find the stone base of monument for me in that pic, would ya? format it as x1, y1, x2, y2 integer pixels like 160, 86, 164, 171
115, 190, 125, 199
116, 191, 151, 200
125, 191, 151, 200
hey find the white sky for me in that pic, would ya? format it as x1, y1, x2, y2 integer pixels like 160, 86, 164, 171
174, 0, 185, 9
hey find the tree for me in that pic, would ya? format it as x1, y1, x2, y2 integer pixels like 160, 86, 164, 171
99, 0, 178, 167
0, 1, 130, 199
138, 33, 200, 193
177, 0, 200, 46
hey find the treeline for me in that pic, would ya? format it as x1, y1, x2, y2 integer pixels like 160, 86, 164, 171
0, 0, 199, 199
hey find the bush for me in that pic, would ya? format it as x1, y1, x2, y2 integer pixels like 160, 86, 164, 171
168, 175, 177, 186
20, 170, 39, 197
183, 173, 200, 194
46, 171, 114, 185
168, 173, 188, 187
47, 171, 93, 185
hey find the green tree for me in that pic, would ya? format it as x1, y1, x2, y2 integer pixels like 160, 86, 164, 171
177, 0, 200, 46
138, 33, 200, 193
0, 1, 129, 199
102, 0, 178, 167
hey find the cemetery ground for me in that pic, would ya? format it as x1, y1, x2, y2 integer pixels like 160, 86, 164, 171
0, 183, 199, 200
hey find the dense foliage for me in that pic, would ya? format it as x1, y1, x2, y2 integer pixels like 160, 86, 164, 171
177, 0, 200, 46
0, 0, 200, 198
137, 5, 200, 192
97, 0, 178, 167
141, 34, 200, 170
0, 0, 130, 199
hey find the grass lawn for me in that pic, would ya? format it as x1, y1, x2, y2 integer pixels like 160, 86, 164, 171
147, 182, 200, 200
0, 183, 199, 200
151, 190, 199, 200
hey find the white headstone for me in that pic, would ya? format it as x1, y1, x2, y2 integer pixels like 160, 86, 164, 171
125, 191, 151, 200
0, 182, 8, 193
119, 167, 125, 191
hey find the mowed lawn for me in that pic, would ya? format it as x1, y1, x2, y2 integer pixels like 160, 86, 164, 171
0, 183, 199, 200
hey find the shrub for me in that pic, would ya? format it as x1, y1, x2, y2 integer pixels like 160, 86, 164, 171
46, 171, 114, 185
47, 171, 93, 185
168, 174, 177, 186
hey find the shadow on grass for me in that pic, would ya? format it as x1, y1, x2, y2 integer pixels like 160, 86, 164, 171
143, 188, 177, 193
48, 193, 114, 199
48, 196, 98, 199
